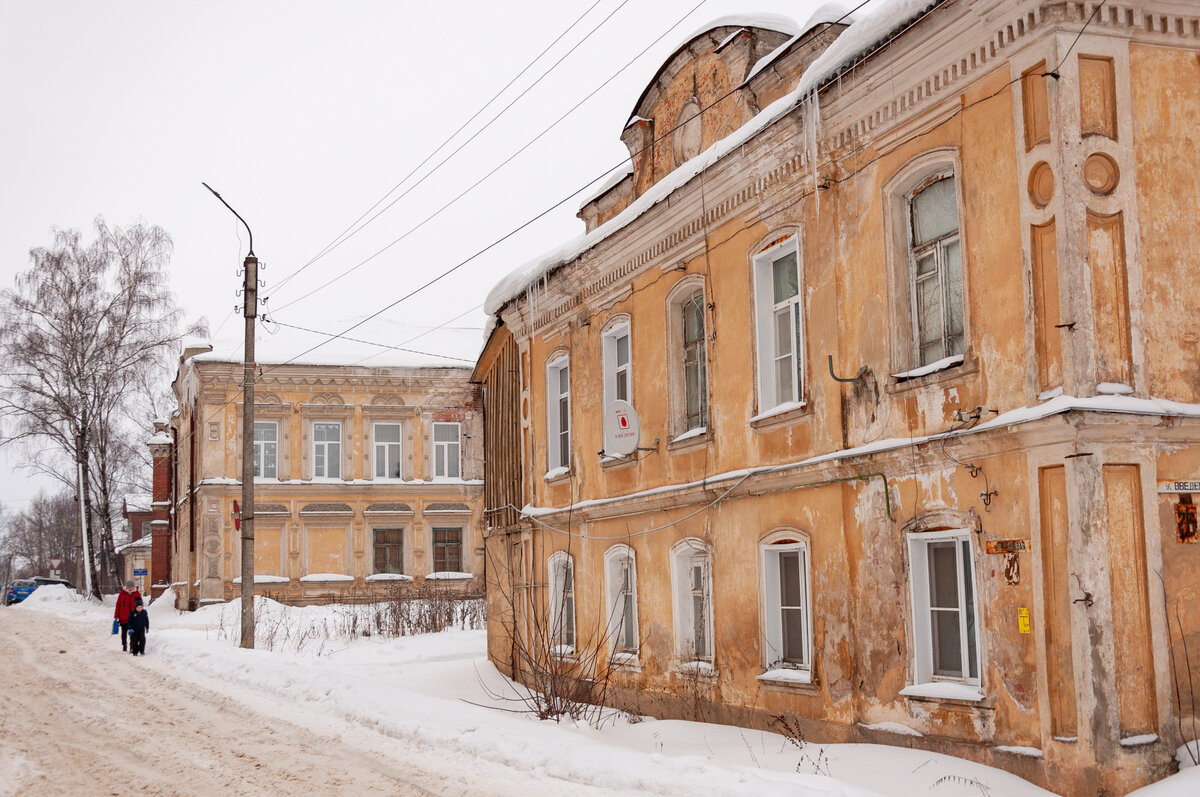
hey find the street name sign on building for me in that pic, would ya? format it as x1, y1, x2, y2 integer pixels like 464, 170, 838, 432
1159, 480, 1200, 493
134, 568, 148, 576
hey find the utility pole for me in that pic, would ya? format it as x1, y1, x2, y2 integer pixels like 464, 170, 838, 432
203, 182, 257, 649
74, 409, 93, 597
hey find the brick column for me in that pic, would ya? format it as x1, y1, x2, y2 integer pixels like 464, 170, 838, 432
148, 422, 173, 600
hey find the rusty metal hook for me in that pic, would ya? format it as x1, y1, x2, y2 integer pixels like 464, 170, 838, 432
827, 354, 867, 384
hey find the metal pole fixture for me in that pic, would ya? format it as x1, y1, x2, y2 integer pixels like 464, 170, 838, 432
203, 182, 257, 649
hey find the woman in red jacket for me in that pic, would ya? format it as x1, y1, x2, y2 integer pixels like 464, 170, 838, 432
114, 580, 141, 652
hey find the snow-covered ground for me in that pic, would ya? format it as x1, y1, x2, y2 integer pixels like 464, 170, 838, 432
7, 586, 1190, 795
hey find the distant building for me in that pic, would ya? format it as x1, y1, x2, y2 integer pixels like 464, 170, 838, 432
163, 343, 484, 607
118, 493, 164, 597
475, 1, 1200, 794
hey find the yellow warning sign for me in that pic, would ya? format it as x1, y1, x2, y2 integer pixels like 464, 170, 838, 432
1018, 607, 1031, 634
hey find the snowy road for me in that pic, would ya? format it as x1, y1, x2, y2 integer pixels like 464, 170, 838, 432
0, 608, 611, 796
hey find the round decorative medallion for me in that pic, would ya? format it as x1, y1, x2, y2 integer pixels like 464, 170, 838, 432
672, 98, 703, 167
1083, 152, 1120, 195
1028, 161, 1054, 208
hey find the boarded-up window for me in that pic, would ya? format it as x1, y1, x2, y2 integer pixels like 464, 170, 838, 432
433, 527, 462, 573
373, 528, 403, 574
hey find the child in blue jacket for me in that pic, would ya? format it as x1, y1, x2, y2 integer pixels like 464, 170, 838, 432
127, 598, 150, 656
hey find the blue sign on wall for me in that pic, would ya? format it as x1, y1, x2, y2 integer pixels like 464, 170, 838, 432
133, 568, 148, 576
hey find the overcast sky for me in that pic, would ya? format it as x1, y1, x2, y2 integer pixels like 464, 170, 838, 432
0, 0, 840, 508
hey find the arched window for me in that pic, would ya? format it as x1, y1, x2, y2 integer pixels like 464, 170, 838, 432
670, 538, 712, 662
752, 235, 805, 411
907, 173, 964, 367
548, 551, 575, 653
603, 544, 638, 657
545, 353, 571, 473
760, 532, 812, 677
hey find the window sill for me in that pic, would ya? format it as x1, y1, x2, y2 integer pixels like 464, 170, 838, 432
891, 354, 964, 382
550, 645, 577, 662
756, 667, 814, 687
673, 660, 718, 682
749, 401, 808, 429
599, 454, 635, 471
667, 426, 708, 452
543, 467, 572, 485
900, 682, 985, 703
887, 354, 976, 395
425, 571, 473, 581
610, 652, 642, 672
366, 573, 413, 582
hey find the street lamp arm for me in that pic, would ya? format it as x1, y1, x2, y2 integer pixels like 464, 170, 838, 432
201, 182, 254, 256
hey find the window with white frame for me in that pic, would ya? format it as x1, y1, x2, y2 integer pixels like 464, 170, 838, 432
671, 539, 712, 662
548, 551, 575, 653
681, 291, 708, 431
433, 422, 461, 479
546, 356, 570, 472
602, 321, 632, 407
761, 538, 812, 673
604, 545, 638, 656
253, 421, 277, 479
753, 237, 804, 410
907, 174, 964, 367
312, 422, 341, 479
908, 530, 980, 685
374, 423, 402, 479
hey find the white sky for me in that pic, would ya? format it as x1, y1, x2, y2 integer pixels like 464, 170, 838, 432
0, 0, 840, 506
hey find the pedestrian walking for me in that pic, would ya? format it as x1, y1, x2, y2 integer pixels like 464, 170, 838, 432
114, 580, 141, 652
127, 598, 149, 656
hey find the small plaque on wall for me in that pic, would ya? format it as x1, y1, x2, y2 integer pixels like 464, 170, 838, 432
986, 539, 1029, 554
1177, 504, 1198, 544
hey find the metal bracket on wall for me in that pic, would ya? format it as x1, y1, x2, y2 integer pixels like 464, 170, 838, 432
827, 354, 868, 384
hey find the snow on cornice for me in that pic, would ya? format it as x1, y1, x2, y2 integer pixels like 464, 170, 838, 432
485, 0, 941, 318
521, 394, 1200, 518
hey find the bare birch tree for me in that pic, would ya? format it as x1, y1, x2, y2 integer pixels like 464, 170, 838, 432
0, 218, 203, 593
0, 491, 79, 580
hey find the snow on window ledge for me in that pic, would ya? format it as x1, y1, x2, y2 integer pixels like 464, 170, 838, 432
900, 682, 984, 702
1120, 733, 1159, 748
231, 575, 290, 584
1038, 387, 1064, 401
299, 573, 354, 582
425, 571, 473, 581
610, 652, 641, 670
550, 644, 576, 660
891, 354, 964, 381
994, 745, 1043, 758
366, 573, 413, 582
756, 667, 813, 685
857, 721, 924, 737
1098, 382, 1134, 396
674, 660, 718, 681
671, 426, 707, 444
749, 401, 808, 426
544, 466, 571, 482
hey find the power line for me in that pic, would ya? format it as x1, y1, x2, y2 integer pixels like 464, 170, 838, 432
267, 0, 624, 298
266, 0, 707, 315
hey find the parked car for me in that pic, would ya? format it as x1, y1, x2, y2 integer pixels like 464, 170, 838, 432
5, 579, 38, 605
32, 576, 74, 590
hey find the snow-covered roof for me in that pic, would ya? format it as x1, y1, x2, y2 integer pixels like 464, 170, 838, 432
190, 314, 485, 370
576, 162, 634, 211
745, 3, 855, 83
147, 431, 172, 446
116, 535, 152, 554
486, 0, 938, 318
682, 13, 800, 43
124, 494, 152, 514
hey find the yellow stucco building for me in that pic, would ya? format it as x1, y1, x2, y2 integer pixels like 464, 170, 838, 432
476, 1, 1200, 793
168, 344, 484, 608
